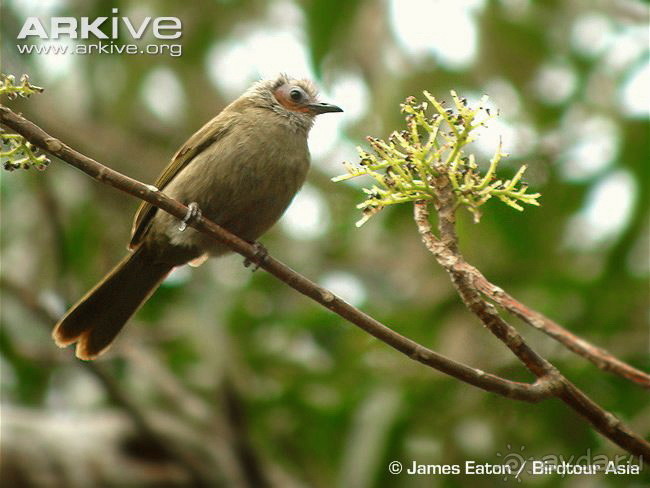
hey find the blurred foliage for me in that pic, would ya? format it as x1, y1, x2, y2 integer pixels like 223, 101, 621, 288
1, 0, 649, 487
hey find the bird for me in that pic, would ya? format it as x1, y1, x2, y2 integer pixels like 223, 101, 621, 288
52, 74, 343, 360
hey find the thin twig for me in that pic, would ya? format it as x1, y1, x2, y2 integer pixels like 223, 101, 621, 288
473, 278, 650, 388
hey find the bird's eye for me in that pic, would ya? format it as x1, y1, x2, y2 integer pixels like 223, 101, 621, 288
289, 88, 303, 102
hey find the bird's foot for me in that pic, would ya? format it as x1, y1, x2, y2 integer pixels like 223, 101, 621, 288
243, 242, 268, 271
179, 202, 201, 232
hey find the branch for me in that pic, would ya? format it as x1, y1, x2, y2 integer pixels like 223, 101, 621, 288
2, 104, 648, 458
414, 197, 650, 459
424, 168, 649, 388
414, 184, 559, 381
0, 103, 555, 403
413, 183, 649, 388
473, 277, 650, 388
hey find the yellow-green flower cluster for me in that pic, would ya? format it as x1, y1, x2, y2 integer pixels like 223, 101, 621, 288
0, 74, 44, 100
333, 91, 541, 226
1, 132, 50, 171
1, 73, 49, 171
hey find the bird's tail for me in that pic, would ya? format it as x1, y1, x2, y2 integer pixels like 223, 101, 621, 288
52, 246, 173, 360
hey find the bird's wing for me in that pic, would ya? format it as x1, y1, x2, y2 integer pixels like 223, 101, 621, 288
129, 115, 234, 249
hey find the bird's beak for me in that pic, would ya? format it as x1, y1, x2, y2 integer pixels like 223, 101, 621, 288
308, 102, 344, 115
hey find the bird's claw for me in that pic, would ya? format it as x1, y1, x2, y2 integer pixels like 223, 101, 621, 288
179, 202, 201, 232
243, 242, 268, 271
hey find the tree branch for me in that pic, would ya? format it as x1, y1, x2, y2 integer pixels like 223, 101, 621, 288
473, 276, 650, 388
413, 191, 649, 458
420, 172, 649, 388
2, 104, 648, 458
0, 104, 554, 403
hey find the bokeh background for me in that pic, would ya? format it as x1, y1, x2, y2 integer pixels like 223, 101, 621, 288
1, 0, 648, 486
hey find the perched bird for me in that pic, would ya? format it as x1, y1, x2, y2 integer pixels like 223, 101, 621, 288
52, 74, 342, 360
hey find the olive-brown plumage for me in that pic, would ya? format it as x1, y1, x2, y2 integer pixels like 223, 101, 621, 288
53, 74, 342, 360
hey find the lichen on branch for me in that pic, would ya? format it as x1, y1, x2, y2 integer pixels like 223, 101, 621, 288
333, 90, 541, 226
0, 73, 50, 171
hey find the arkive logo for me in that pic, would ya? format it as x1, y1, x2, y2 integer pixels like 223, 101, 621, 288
17, 8, 182, 40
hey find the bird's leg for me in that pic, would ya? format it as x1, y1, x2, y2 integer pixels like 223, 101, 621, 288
243, 242, 269, 271
178, 202, 202, 232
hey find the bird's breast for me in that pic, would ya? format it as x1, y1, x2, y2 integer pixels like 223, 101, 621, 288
158, 118, 311, 255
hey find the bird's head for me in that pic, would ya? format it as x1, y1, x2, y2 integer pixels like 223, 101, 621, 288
245, 74, 343, 132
